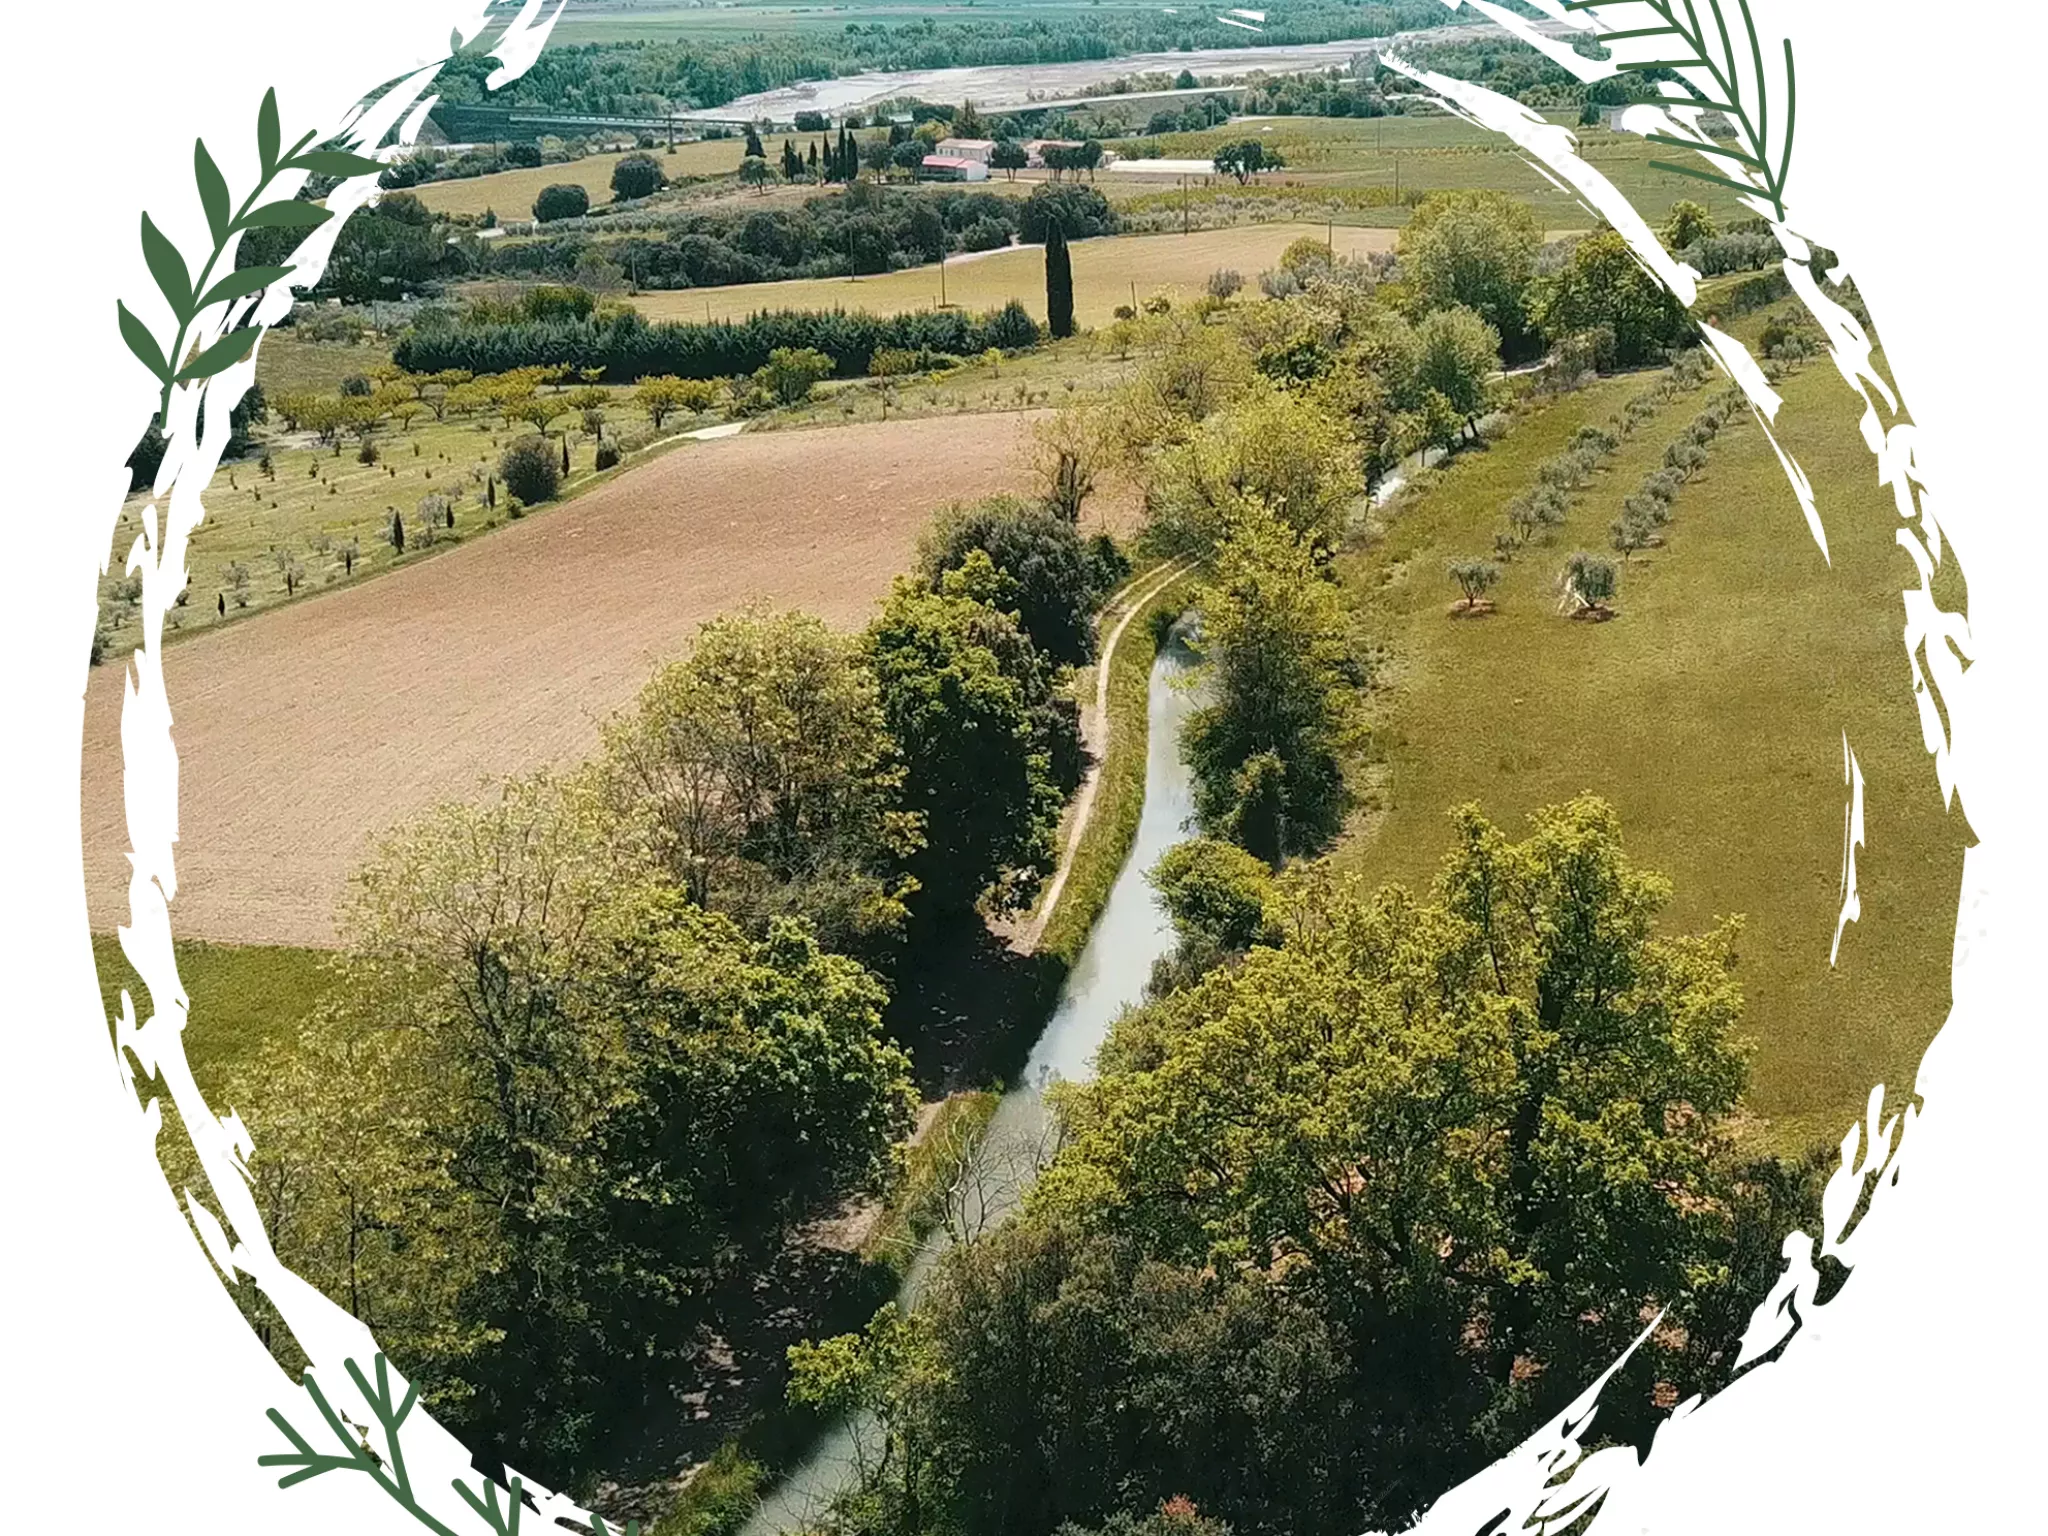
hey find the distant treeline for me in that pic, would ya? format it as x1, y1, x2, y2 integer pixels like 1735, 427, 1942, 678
484, 183, 1117, 289
393, 302, 1043, 381
431, 1, 1470, 113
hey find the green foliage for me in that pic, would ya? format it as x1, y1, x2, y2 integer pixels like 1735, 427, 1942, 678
251, 770, 918, 1478
532, 182, 591, 222
1148, 837, 1274, 952
917, 496, 1116, 666
394, 302, 1040, 384
1560, 549, 1619, 612
496, 433, 560, 505
1044, 223, 1076, 341
1183, 504, 1358, 860
1660, 199, 1718, 253
1146, 383, 1362, 556
1535, 229, 1694, 366
599, 606, 921, 959
1447, 557, 1501, 607
1399, 190, 1540, 353
754, 345, 834, 405
1211, 140, 1285, 185
1017, 182, 1118, 243
865, 554, 1078, 924
608, 151, 668, 203
1413, 305, 1502, 423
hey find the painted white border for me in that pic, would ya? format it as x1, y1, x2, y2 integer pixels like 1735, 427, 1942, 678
0, 0, 2040, 1530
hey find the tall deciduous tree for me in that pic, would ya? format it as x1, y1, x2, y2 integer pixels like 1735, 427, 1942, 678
1181, 501, 1358, 859
1398, 189, 1541, 354
599, 606, 922, 955
865, 553, 1078, 923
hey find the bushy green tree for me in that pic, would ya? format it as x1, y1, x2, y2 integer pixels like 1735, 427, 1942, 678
599, 607, 922, 956
532, 182, 589, 222
865, 553, 1078, 922
1182, 502, 1357, 859
1146, 384, 1362, 555
1398, 190, 1541, 354
1534, 229, 1693, 365
611, 152, 668, 201
1149, 837, 1274, 952
917, 496, 1116, 665
1660, 199, 1718, 253
498, 433, 561, 504
755, 345, 834, 404
1413, 304, 1502, 432
282, 770, 916, 1477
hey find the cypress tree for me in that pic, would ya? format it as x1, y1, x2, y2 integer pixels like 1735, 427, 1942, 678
561, 432, 571, 477
743, 122, 765, 158
809, 140, 821, 177
782, 139, 802, 180
1044, 221, 1075, 339
391, 508, 405, 553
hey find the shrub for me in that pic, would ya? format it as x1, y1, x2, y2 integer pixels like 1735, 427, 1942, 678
418, 492, 452, 530
1559, 550, 1617, 612
1448, 558, 1501, 608
1206, 267, 1244, 300
595, 441, 621, 470
357, 437, 380, 465
533, 183, 590, 223
499, 434, 562, 504
610, 152, 666, 201
755, 346, 834, 405
338, 374, 372, 398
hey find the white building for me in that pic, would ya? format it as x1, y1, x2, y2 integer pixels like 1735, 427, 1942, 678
919, 154, 990, 182
934, 137, 996, 164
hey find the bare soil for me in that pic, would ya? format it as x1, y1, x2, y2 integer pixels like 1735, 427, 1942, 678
81, 412, 1126, 948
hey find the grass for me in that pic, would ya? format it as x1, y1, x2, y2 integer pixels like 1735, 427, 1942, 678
1036, 567, 1197, 965
1132, 114, 1762, 228
1333, 314, 1969, 1155
92, 934, 331, 1098
101, 341, 721, 662
629, 222, 1397, 330
410, 141, 747, 219
859, 1090, 1002, 1271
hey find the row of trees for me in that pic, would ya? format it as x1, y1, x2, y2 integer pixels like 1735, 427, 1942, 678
394, 298, 1043, 383
481, 182, 1117, 291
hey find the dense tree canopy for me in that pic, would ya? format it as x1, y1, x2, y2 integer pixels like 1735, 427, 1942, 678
1399, 190, 1541, 355
916, 497, 1123, 666
1534, 229, 1694, 365
865, 554, 1081, 923
254, 770, 916, 1476
599, 607, 922, 958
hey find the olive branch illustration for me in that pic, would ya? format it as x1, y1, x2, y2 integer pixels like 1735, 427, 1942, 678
117, 87, 383, 431
1566, 0, 1796, 219
262, 1353, 643, 1536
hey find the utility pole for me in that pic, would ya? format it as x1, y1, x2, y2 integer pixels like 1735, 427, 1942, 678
939, 244, 947, 307
1181, 174, 1189, 234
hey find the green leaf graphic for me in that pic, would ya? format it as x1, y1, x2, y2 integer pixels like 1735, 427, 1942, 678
139, 213, 193, 322
199, 264, 293, 311
257, 87, 280, 173
117, 300, 171, 383
239, 199, 333, 230
174, 325, 260, 384
194, 139, 231, 244
289, 149, 386, 178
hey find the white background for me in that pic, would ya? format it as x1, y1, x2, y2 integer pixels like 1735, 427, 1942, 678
0, 1, 2040, 1528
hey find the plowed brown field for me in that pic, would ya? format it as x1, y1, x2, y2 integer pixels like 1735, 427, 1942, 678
81, 412, 1119, 947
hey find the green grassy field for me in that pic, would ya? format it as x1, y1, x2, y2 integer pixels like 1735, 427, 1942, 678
630, 222, 1397, 328
1333, 313, 1968, 1154
412, 141, 747, 219
93, 935, 331, 1098
1132, 114, 1761, 228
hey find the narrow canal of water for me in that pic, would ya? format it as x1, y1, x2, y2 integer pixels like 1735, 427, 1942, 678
739, 628, 1203, 1536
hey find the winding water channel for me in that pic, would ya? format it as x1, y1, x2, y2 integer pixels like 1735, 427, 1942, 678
738, 628, 1205, 1536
